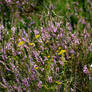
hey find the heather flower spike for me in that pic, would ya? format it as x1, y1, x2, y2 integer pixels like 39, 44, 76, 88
83, 65, 89, 75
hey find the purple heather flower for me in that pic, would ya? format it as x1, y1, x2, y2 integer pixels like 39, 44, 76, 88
89, 48, 92, 53
44, 32, 50, 40
72, 34, 75, 38
53, 57, 56, 65
84, 33, 89, 39
83, 28, 89, 39
56, 67, 59, 72
41, 27, 45, 32
41, 68, 44, 72
2, 55, 7, 60
58, 85, 62, 92
53, 33, 56, 37
87, 0, 90, 3
13, 85, 18, 90
57, 32, 63, 39
12, 48, 16, 56
38, 81, 42, 88
34, 29, 39, 35
30, 21, 35, 25
56, 23, 61, 28
44, 56, 48, 61
2, 77, 7, 85
22, 78, 29, 87
88, 43, 92, 53
82, 19, 86, 24
60, 28, 63, 32
5, 0, 11, 3
59, 60, 64, 66
40, 45, 44, 51
53, 27, 57, 33
17, 87, 22, 92
34, 64, 38, 68
0, 25, 4, 30
23, 30, 28, 37
23, 55, 27, 60
41, 33, 45, 41
16, 78, 19, 83
22, 2, 25, 5
66, 22, 72, 31
47, 76, 52, 83
59, 33, 63, 38
74, 38, 79, 44
83, 65, 89, 74
27, 90, 31, 92
0, 2, 2, 4
0, 31, 2, 41
70, 49, 75, 54
16, 1, 19, 4
49, 4, 54, 10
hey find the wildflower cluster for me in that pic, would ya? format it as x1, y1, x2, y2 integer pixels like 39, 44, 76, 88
0, 0, 92, 92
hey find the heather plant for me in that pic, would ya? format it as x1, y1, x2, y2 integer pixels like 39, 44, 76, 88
0, 0, 92, 92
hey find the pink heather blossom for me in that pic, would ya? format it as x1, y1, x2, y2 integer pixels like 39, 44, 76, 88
66, 22, 72, 31
0, 25, 4, 30
82, 19, 86, 24
5, 0, 11, 3
38, 81, 42, 88
34, 29, 39, 35
47, 76, 52, 83
83, 65, 89, 74
22, 78, 29, 87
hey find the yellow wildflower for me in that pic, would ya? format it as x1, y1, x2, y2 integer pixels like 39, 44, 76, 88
51, 57, 53, 61
55, 81, 62, 85
48, 56, 50, 58
58, 47, 61, 50
35, 34, 40, 39
18, 41, 24, 46
34, 66, 39, 70
58, 50, 66, 55
46, 40, 49, 43
44, 85, 47, 89
29, 42, 35, 46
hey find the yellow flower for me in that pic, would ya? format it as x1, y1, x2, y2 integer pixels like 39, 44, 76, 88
29, 42, 35, 46
46, 40, 49, 43
58, 50, 66, 55
34, 66, 39, 70
51, 57, 53, 61
35, 34, 40, 39
58, 47, 61, 50
55, 81, 62, 85
44, 85, 47, 89
48, 56, 50, 58
18, 41, 24, 46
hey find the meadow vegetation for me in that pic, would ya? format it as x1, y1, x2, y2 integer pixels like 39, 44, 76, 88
0, 0, 92, 92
